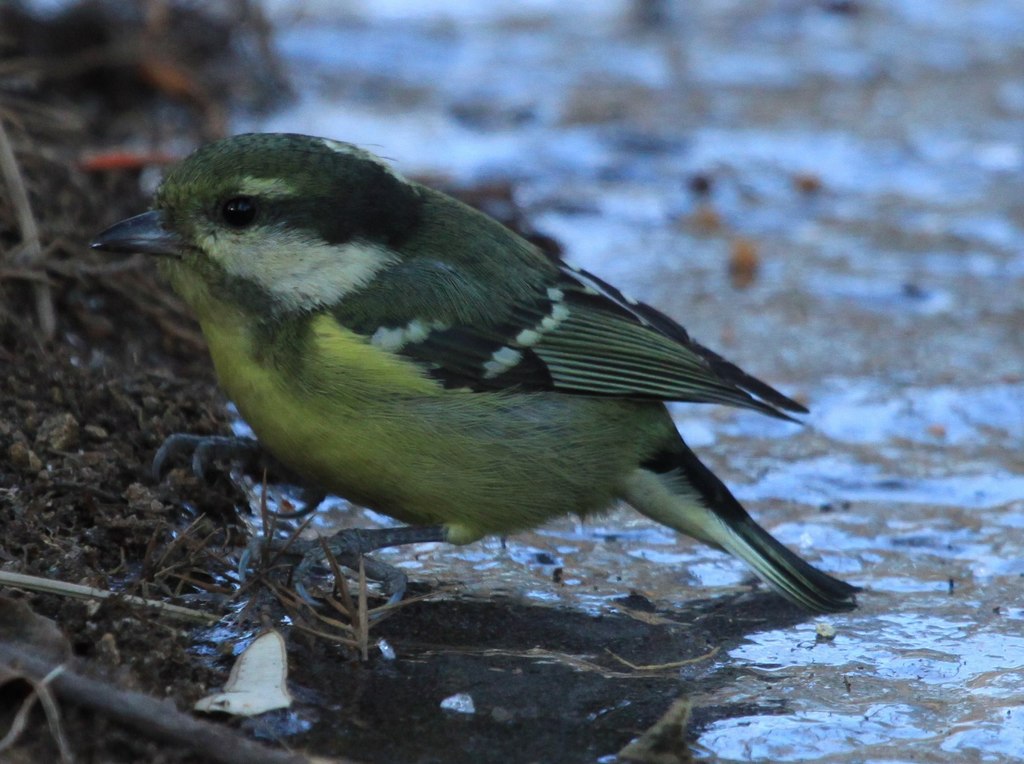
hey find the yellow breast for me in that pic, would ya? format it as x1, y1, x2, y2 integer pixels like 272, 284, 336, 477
179, 284, 653, 543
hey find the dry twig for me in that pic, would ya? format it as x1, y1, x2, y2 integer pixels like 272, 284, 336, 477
0, 118, 54, 337
0, 571, 219, 624
0, 641, 340, 764
0, 665, 72, 763
604, 644, 720, 672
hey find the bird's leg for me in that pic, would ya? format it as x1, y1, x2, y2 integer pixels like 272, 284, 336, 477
154, 434, 445, 605
152, 433, 326, 517
288, 525, 448, 606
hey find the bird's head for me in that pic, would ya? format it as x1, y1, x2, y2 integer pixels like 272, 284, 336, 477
92, 133, 422, 314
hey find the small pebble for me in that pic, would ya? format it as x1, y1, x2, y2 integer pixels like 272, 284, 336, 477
728, 238, 760, 289
691, 203, 721, 232
793, 172, 823, 194
84, 424, 109, 440
8, 442, 42, 472
37, 412, 80, 451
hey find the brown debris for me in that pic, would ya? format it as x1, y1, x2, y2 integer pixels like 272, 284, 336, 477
728, 237, 760, 289
617, 699, 694, 764
793, 171, 823, 194
690, 202, 722, 233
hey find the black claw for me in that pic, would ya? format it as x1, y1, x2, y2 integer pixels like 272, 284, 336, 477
153, 433, 201, 480
365, 557, 408, 607
151, 433, 260, 482
152, 433, 325, 517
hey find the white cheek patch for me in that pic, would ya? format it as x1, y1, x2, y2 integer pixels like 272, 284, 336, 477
203, 227, 399, 311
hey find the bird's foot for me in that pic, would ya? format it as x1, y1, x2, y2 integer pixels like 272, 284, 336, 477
279, 525, 447, 608
153, 433, 262, 482
152, 433, 325, 518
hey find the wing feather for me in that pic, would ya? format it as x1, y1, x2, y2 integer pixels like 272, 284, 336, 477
332, 254, 806, 420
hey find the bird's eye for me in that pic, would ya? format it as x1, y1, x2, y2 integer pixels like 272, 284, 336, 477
220, 196, 258, 228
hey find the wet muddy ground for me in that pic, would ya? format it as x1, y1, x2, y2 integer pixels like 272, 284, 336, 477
2, 1, 1023, 762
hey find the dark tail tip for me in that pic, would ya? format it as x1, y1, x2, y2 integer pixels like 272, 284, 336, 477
639, 438, 860, 614
733, 516, 860, 614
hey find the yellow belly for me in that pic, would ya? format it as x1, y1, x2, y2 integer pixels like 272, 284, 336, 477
196, 307, 661, 543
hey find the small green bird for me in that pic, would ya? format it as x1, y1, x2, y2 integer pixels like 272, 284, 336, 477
92, 133, 858, 613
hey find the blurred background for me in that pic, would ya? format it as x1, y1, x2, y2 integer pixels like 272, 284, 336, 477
1, 1, 1022, 762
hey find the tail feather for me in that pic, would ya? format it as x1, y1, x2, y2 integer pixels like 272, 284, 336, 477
623, 443, 859, 614
720, 513, 860, 613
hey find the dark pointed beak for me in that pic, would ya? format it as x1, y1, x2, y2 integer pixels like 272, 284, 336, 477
91, 210, 183, 257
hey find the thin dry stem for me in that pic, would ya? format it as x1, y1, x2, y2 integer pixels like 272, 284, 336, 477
0, 678, 41, 754
0, 571, 219, 624
357, 559, 369, 661
0, 665, 73, 763
34, 666, 73, 764
0, 118, 54, 337
604, 644, 720, 671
